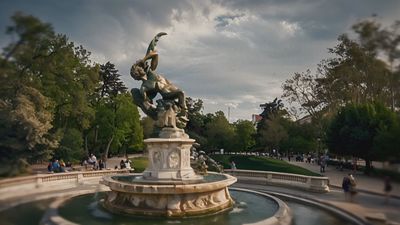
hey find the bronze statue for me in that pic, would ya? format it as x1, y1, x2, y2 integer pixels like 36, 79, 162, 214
131, 33, 188, 128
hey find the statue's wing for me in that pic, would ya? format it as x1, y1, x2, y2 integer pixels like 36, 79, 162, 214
146, 32, 167, 56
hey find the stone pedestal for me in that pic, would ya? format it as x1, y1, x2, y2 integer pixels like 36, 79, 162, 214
142, 128, 202, 181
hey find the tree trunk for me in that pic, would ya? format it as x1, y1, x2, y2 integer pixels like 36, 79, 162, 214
104, 135, 114, 160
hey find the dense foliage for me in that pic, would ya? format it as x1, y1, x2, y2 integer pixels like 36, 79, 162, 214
326, 103, 398, 172
0, 13, 143, 176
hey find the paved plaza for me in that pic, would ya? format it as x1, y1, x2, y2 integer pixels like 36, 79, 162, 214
287, 160, 400, 198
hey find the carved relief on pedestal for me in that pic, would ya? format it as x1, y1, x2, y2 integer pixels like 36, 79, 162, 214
103, 181, 235, 217
181, 147, 189, 167
129, 195, 145, 207
153, 151, 161, 169
168, 150, 180, 169
145, 195, 168, 209
107, 191, 117, 203
179, 189, 230, 211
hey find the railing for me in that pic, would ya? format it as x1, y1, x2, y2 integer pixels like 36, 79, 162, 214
0, 170, 129, 200
225, 169, 330, 192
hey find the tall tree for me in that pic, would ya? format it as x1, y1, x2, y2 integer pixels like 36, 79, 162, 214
283, 18, 400, 118
233, 120, 256, 152
0, 12, 102, 172
326, 102, 397, 173
352, 18, 400, 110
0, 86, 57, 176
282, 70, 324, 119
280, 120, 317, 154
92, 93, 143, 158
87, 62, 143, 158
318, 34, 390, 107
259, 115, 288, 152
204, 111, 235, 152
0, 12, 60, 175
256, 98, 287, 150
97, 62, 127, 100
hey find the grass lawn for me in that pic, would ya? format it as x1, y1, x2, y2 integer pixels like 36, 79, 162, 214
211, 155, 320, 176
130, 155, 320, 176
130, 157, 148, 173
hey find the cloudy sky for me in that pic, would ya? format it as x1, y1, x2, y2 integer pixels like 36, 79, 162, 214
1, 0, 399, 121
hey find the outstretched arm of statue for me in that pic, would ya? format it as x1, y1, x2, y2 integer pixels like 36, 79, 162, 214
144, 32, 167, 71
143, 51, 158, 71
146, 32, 167, 55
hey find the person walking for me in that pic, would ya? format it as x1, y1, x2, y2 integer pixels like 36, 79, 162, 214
231, 161, 237, 170
384, 176, 392, 204
320, 156, 326, 173
342, 174, 351, 201
349, 174, 357, 201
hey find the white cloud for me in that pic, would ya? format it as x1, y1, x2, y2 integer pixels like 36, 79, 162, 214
280, 20, 301, 36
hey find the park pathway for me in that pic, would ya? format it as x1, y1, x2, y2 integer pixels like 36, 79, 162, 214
232, 181, 400, 225
287, 160, 400, 198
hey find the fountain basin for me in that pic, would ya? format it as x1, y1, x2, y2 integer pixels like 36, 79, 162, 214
100, 172, 237, 217
0, 187, 365, 225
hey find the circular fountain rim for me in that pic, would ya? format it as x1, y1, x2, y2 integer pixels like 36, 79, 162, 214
101, 172, 237, 194
144, 137, 195, 143
108, 172, 232, 184
258, 189, 367, 225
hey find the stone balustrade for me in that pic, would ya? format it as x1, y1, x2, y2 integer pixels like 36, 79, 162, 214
0, 170, 129, 201
224, 169, 330, 192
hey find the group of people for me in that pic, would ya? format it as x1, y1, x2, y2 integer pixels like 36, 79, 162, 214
82, 154, 106, 170
47, 159, 72, 173
118, 158, 133, 170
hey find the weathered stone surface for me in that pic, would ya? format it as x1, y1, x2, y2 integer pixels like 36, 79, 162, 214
143, 135, 201, 181
101, 172, 237, 217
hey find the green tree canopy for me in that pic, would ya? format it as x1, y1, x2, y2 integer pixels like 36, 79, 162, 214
326, 102, 398, 172
204, 111, 235, 152
92, 93, 143, 158
283, 18, 400, 118
259, 115, 288, 152
0, 12, 144, 175
233, 120, 256, 152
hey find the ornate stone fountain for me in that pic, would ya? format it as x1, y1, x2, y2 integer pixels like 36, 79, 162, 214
101, 33, 237, 217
